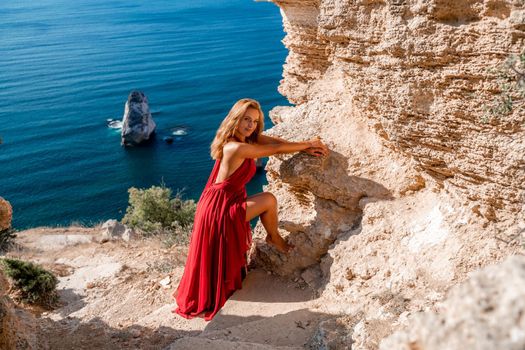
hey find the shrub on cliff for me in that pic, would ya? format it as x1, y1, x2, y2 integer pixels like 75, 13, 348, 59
1, 258, 58, 306
485, 50, 525, 122
159, 221, 192, 248
0, 228, 16, 253
122, 184, 196, 244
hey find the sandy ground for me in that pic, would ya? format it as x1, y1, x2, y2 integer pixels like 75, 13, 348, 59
5, 226, 329, 349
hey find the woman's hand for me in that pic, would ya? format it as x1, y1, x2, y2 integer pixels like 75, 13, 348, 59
304, 137, 329, 157
303, 147, 328, 157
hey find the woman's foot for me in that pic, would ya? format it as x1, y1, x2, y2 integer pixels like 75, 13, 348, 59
265, 234, 294, 254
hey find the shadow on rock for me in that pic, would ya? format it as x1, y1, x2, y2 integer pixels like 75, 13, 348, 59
231, 269, 315, 303
170, 309, 344, 349
38, 315, 200, 350
54, 288, 87, 317
250, 150, 393, 286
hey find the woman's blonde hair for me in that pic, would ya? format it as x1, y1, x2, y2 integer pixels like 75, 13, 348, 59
210, 98, 264, 159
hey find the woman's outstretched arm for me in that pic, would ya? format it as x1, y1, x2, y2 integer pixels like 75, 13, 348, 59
258, 133, 287, 145
259, 133, 328, 157
227, 137, 327, 159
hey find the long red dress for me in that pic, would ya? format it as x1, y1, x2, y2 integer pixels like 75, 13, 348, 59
173, 157, 256, 321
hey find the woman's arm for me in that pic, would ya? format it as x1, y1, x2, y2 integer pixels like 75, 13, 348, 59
259, 133, 327, 156
226, 138, 327, 159
257, 133, 287, 145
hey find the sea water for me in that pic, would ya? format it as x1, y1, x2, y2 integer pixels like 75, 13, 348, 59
0, 0, 288, 228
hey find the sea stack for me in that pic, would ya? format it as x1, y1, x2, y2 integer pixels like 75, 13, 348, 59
121, 91, 156, 146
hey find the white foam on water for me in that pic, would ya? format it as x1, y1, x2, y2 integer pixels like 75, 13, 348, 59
172, 128, 188, 136
108, 120, 123, 129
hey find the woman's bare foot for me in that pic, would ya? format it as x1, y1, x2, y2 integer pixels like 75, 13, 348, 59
265, 234, 294, 254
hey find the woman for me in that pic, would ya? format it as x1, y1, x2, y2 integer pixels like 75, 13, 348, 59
173, 98, 328, 321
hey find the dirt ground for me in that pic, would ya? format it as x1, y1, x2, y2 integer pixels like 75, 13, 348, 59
4, 226, 327, 349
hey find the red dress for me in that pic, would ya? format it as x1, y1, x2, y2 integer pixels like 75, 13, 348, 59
173, 157, 256, 321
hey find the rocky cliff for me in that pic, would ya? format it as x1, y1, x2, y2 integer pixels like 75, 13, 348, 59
2, 2, 524, 349
0, 269, 39, 350
252, 0, 524, 275
250, 0, 525, 348
276, 0, 525, 211
274, 0, 524, 214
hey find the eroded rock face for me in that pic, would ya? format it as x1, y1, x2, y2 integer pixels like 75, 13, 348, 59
0, 197, 13, 231
271, 0, 524, 215
0, 270, 38, 349
250, 89, 423, 276
121, 91, 156, 146
311, 190, 523, 349
250, 1, 524, 348
251, 0, 524, 276
380, 255, 525, 350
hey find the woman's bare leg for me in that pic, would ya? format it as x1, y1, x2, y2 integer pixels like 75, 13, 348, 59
245, 192, 293, 253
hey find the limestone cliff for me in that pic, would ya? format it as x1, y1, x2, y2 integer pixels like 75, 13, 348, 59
250, 1, 525, 348
274, 0, 524, 213
252, 0, 524, 273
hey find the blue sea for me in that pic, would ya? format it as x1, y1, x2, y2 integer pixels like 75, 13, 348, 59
0, 0, 288, 229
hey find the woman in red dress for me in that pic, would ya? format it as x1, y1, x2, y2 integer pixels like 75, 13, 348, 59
172, 98, 328, 321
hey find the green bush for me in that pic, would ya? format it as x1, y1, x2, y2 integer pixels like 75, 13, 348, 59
0, 228, 16, 253
1, 258, 58, 306
484, 50, 525, 122
122, 184, 196, 244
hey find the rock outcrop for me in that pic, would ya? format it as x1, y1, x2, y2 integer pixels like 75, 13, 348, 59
381, 255, 525, 350
251, 0, 524, 276
0, 197, 13, 231
121, 91, 156, 146
270, 0, 524, 214
100, 219, 136, 242
0, 269, 38, 349
249, 1, 524, 348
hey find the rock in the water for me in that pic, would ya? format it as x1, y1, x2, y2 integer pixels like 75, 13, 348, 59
121, 91, 156, 146
107, 119, 123, 130
163, 136, 174, 144
171, 127, 188, 136
0, 197, 12, 231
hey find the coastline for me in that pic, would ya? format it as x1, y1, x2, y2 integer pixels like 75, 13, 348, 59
0, 0, 286, 229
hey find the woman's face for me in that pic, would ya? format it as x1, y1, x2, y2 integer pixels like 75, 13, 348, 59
236, 107, 260, 138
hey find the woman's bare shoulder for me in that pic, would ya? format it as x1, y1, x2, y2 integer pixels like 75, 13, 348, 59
223, 140, 261, 159
223, 140, 243, 155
